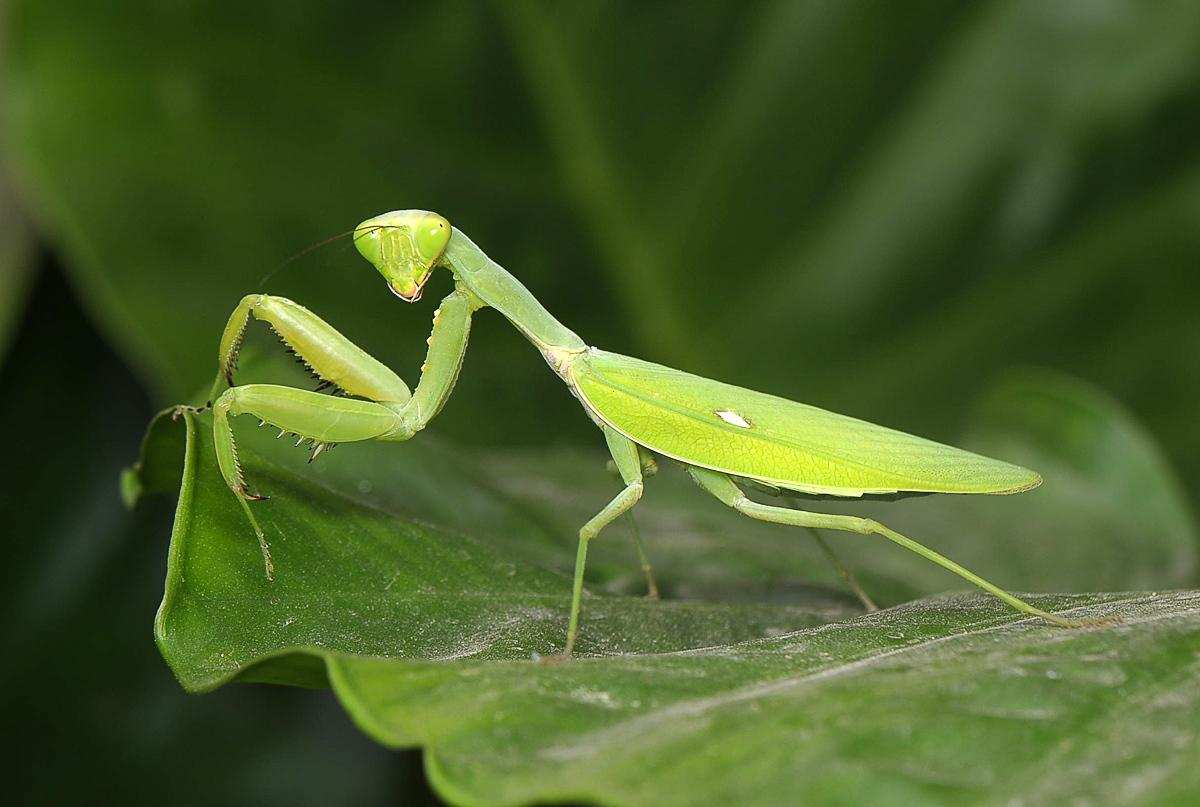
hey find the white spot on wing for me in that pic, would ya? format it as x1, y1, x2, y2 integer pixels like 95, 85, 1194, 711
715, 409, 752, 428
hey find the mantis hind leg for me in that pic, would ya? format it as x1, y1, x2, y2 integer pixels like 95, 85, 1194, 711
742, 480, 875, 609
210, 294, 411, 404
626, 512, 659, 600
213, 383, 403, 579
804, 527, 878, 612
687, 466, 1105, 628
563, 427, 646, 655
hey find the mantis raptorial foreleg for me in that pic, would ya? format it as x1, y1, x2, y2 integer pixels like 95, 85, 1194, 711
391, 288, 475, 437
210, 288, 479, 497
213, 384, 404, 496
564, 426, 645, 655
686, 466, 1100, 628
213, 287, 476, 500
208, 289, 477, 578
211, 294, 412, 405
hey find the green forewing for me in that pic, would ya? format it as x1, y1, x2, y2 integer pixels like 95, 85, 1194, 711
572, 349, 1040, 496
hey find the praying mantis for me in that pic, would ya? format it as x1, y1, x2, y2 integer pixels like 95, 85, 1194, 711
202, 209, 1102, 656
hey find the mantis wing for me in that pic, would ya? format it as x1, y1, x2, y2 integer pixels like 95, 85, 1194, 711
570, 349, 1040, 497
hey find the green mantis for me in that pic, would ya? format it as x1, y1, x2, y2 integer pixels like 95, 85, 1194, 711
204, 209, 1102, 655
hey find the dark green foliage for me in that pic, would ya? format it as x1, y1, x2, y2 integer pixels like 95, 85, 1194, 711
6, 1, 1200, 469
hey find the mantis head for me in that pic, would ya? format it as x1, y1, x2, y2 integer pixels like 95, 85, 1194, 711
353, 210, 451, 302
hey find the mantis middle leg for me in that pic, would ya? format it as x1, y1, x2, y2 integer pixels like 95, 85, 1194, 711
804, 527, 878, 611
564, 426, 645, 655
741, 480, 876, 609
687, 466, 1099, 628
608, 447, 660, 599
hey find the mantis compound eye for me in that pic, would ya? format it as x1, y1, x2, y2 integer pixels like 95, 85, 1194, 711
413, 214, 451, 266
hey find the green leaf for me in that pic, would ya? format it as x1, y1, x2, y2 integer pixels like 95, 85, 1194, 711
136, 405, 1200, 802
331, 591, 1199, 807
138, 408, 1200, 805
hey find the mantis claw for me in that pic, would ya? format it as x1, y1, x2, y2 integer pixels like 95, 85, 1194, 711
170, 403, 210, 420
232, 482, 269, 501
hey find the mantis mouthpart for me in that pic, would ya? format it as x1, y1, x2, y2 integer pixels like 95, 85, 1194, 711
201, 209, 1114, 657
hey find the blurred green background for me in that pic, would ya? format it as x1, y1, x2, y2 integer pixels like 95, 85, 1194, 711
3, 1, 1199, 804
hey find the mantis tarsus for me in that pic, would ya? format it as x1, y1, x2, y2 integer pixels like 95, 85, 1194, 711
201, 209, 1108, 655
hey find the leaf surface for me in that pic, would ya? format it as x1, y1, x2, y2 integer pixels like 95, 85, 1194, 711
332, 591, 1199, 807
138, 409, 1200, 806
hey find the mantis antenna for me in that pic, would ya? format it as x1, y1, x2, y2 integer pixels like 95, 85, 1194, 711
255, 225, 398, 288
